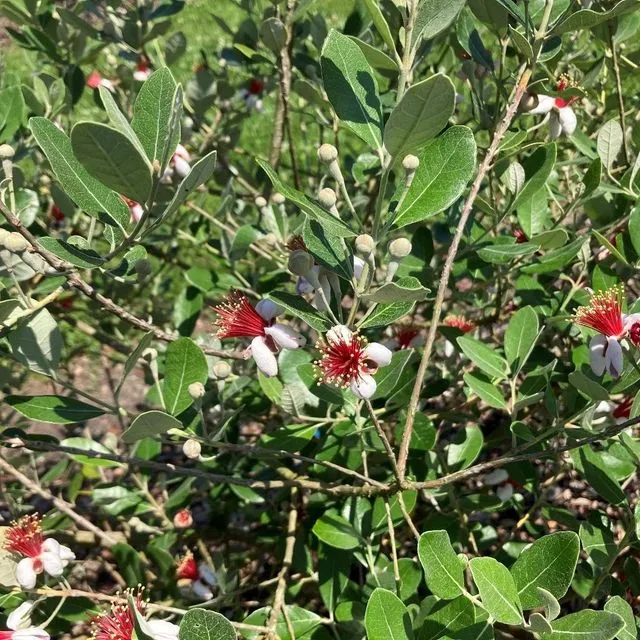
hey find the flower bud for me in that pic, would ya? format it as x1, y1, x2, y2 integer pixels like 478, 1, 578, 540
0, 144, 15, 160
389, 237, 412, 259
317, 143, 338, 163
355, 234, 375, 258
254, 196, 268, 208
519, 93, 538, 113
288, 249, 314, 277
135, 258, 151, 277
213, 361, 231, 379
173, 509, 193, 528
183, 439, 201, 459
21, 251, 46, 274
0, 228, 11, 246
5, 232, 29, 253
188, 381, 205, 400
402, 154, 419, 172
272, 192, 285, 205
318, 188, 337, 208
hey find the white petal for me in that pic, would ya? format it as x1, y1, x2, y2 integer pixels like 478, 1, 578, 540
192, 580, 213, 600
41, 551, 63, 577
133, 70, 150, 81
255, 299, 282, 321
173, 156, 190, 178
7, 602, 34, 630
363, 342, 392, 367
558, 106, 577, 136
549, 112, 562, 139
130, 203, 144, 222
529, 94, 555, 115
12, 627, 50, 640
484, 469, 509, 486
606, 337, 623, 378
198, 562, 218, 586
16, 559, 37, 590
444, 341, 455, 358
264, 324, 306, 349
250, 336, 278, 377
146, 619, 180, 640
350, 374, 377, 399
326, 325, 353, 344
296, 277, 314, 295
175, 144, 190, 161
353, 256, 365, 280
497, 484, 514, 502
41, 538, 60, 555
623, 313, 640, 331
58, 545, 76, 564
589, 334, 607, 376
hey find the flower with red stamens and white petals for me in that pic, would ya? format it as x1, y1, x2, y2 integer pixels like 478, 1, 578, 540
213, 291, 305, 377
383, 323, 424, 351
92, 590, 179, 640
613, 396, 633, 422
528, 77, 578, 139
163, 144, 191, 182
4, 515, 75, 590
176, 552, 199, 580
483, 469, 521, 502
316, 325, 392, 399
176, 553, 217, 601
239, 78, 265, 111
133, 56, 152, 82
86, 70, 114, 92
121, 196, 144, 223
573, 286, 640, 378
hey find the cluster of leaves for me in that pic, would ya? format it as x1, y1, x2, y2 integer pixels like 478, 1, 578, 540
1, 0, 640, 638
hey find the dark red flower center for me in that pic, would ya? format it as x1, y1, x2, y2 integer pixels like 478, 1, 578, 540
613, 397, 633, 419
176, 553, 199, 580
316, 334, 375, 387
395, 325, 420, 350
92, 591, 144, 640
248, 78, 264, 95
213, 291, 268, 339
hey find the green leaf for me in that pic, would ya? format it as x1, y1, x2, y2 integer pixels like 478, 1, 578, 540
395, 412, 436, 452
361, 0, 396, 51
604, 597, 636, 640
580, 513, 618, 568
420, 596, 476, 640
121, 410, 183, 443
510, 143, 557, 214
362, 276, 430, 303
257, 159, 356, 238
178, 609, 235, 640
5, 394, 106, 424
321, 29, 383, 150
463, 372, 507, 409
597, 119, 623, 170
0, 84, 25, 142
511, 531, 580, 609
384, 74, 455, 160
260, 17, 287, 54
116, 332, 154, 395
373, 349, 414, 399
131, 67, 180, 169
98, 86, 148, 161
358, 298, 415, 329
318, 546, 350, 613
583, 157, 602, 197
568, 371, 609, 401
349, 37, 399, 71
578, 446, 627, 506
446, 424, 484, 470
312, 510, 361, 549
413, 0, 468, 44
365, 588, 414, 640
477, 242, 539, 264
162, 337, 208, 415
267, 291, 332, 332
537, 588, 561, 621
540, 610, 625, 640
230, 225, 262, 260
470, 557, 523, 625
509, 26, 533, 59
504, 306, 539, 372
14, 188, 39, 226
242, 606, 323, 640
628, 204, 640, 257
29, 117, 129, 230
551, 0, 639, 35
457, 335, 509, 379
302, 218, 352, 280
393, 126, 476, 228
71, 122, 153, 203
418, 530, 464, 599
37, 237, 104, 268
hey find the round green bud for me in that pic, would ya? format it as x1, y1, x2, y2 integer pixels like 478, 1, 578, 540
389, 237, 412, 259
188, 381, 205, 400
317, 143, 338, 163
135, 258, 152, 276
213, 361, 232, 379
0, 144, 15, 160
355, 234, 375, 257
255, 196, 268, 208
288, 249, 314, 276
318, 188, 337, 208
272, 192, 285, 205
402, 154, 420, 172
519, 93, 538, 113
182, 439, 202, 459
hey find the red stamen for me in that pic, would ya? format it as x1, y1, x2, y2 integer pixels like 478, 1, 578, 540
629, 322, 640, 347
443, 315, 474, 333
316, 333, 374, 387
574, 287, 625, 338
286, 235, 307, 252
4, 514, 44, 558
248, 78, 264, 95
513, 228, 527, 243
212, 291, 268, 339
613, 397, 633, 419
176, 552, 199, 580
51, 205, 65, 222
394, 325, 421, 349
92, 590, 145, 640
137, 56, 149, 72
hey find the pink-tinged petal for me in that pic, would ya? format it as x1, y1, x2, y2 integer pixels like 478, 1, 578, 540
175, 144, 190, 161
363, 342, 392, 367
353, 256, 365, 280
529, 94, 555, 115
264, 324, 306, 349
41, 551, 63, 577
12, 627, 50, 640
623, 312, 640, 331
192, 580, 213, 600
145, 619, 180, 640
198, 562, 217, 586
7, 602, 34, 630
250, 336, 278, 377
173, 156, 190, 179
558, 106, 577, 135
255, 299, 282, 321
326, 325, 353, 344
484, 469, 509, 486
41, 538, 60, 554
549, 112, 562, 139
589, 334, 607, 376
296, 277, 314, 295
350, 374, 377, 399
16, 559, 37, 590
605, 337, 623, 378
497, 484, 514, 501
133, 69, 151, 81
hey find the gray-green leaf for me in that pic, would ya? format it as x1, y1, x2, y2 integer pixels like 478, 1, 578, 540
504, 306, 539, 372
470, 557, 523, 625
457, 335, 509, 380
365, 588, 414, 640
5, 394, 106, 424
418, 530, 464, 599
597, 119, 623, 170
162, 337, 208, 415
540, 610, 625, 640
122, 410, 183, 443
178, 608, 235, 640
